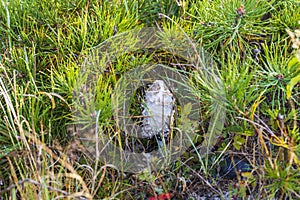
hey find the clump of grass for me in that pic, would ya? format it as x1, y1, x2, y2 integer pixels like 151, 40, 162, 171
0, 65, 88, 199
187, 0, 276, 51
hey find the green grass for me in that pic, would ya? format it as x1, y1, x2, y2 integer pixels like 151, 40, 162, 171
0, 0, 300, 199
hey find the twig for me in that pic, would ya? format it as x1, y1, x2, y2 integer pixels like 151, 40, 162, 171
181, 162, 222, 196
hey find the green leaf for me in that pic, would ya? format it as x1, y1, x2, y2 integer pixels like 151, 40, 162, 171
226, 125, 243, 132
226, 126, 254, 136
286, 74, 300, 99
182, 102, 192, 116
288, 57, 299, 70
136, 169, 152, 182
233, 135, 246, 151
154, 188, 164, 194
